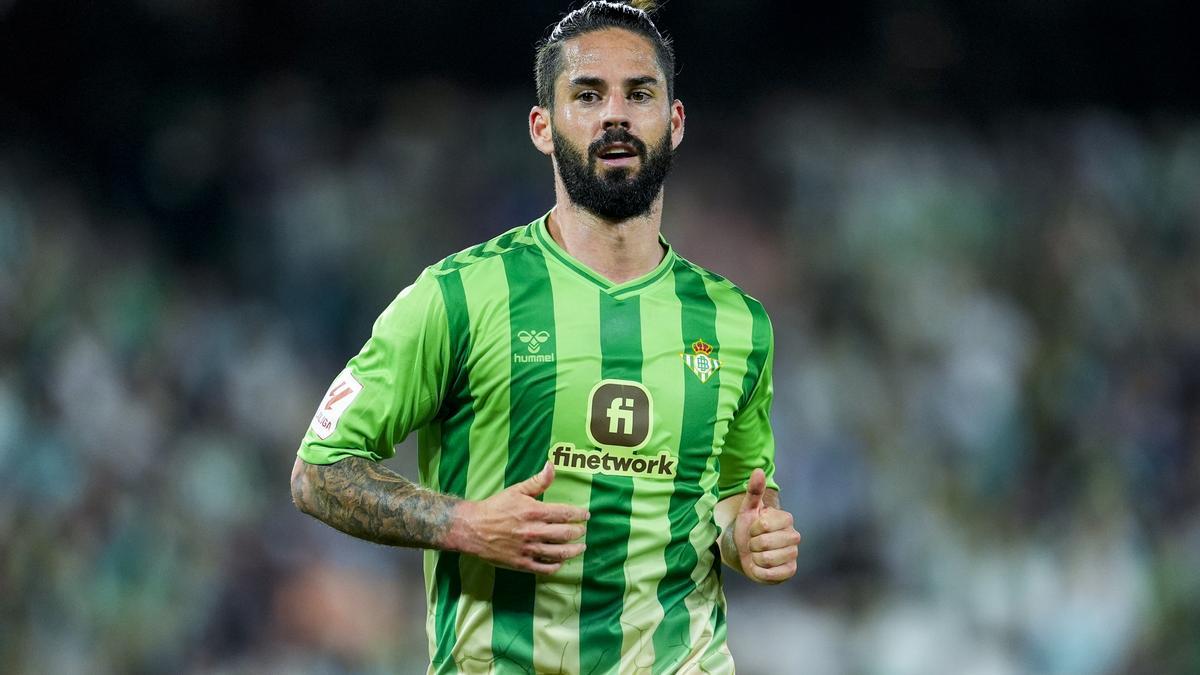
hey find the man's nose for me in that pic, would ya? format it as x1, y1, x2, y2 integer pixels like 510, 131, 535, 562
602, 97, 631, 130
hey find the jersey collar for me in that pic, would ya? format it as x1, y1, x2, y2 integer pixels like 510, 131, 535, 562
530, 210, 677, 298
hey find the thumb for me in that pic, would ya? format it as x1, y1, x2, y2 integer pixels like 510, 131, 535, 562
740, 468, 766, 514
514, 461, 555, 497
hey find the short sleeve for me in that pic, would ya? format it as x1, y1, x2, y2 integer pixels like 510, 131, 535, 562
718, 336, 779, 500
298, 268, 450, 464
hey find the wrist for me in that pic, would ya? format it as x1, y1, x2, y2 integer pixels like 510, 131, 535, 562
718, 524, 743, 572
444, 499, 478, 555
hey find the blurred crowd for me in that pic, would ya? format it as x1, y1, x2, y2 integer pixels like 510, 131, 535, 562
2, 74, 1198, 674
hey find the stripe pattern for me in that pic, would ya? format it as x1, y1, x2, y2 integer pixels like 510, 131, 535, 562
417, 217, 774, 674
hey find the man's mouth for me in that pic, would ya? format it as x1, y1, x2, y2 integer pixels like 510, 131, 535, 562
596, 143, 640, 166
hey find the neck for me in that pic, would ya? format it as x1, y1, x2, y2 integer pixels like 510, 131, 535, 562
547, 179, 666, 285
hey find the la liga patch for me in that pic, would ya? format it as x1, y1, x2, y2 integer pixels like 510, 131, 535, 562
310, 368, 363, 440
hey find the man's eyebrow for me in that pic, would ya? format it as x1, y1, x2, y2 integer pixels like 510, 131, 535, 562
568, 76, 606, 88
567, 75, 661, 89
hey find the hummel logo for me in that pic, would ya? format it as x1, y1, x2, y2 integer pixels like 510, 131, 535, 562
517, 330, 551, 353
514, 330, 555, 364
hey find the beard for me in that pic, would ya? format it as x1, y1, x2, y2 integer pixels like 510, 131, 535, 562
552, 126, 674, 222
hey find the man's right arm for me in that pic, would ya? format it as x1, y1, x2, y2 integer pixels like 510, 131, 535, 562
291, 455, 460, 549
291, 456, 589, 575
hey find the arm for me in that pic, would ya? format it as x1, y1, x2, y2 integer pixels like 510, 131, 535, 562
291, 455, 460, 549
291, 456, 589, 575
712, 469, 800, 584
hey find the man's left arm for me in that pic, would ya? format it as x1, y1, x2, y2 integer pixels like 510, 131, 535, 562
713, 316, 799, 583
713, 469, 800, 584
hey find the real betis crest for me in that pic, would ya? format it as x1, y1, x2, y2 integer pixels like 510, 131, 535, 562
681, 339, 721, 383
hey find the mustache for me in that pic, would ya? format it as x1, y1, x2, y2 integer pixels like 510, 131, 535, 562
587, 128, 648, 158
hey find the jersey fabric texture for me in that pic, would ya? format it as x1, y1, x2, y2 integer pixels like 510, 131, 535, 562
298, 213, 778, 675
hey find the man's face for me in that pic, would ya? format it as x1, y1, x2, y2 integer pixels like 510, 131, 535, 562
541, 28, 684, 221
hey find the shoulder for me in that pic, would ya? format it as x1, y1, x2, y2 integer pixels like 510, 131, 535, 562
374, 221, 538, 321
426, 223, 541, 278
671, 254, 772, 326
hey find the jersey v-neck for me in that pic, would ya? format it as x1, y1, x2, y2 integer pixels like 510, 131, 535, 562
529, 211, 677, 300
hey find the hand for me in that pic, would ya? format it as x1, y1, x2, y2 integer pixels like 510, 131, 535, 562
451, 462, 589, 575
732, 468, 801, 584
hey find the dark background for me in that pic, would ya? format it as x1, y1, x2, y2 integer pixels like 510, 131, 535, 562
4, 0, 1197, 242
2, 2, 1198, 673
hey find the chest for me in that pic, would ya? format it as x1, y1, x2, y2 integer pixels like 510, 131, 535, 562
462, 291, 753, 464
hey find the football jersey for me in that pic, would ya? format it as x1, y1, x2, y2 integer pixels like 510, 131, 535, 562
298, 212, 777, 674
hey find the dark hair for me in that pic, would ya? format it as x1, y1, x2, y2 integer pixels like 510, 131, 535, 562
535, 1, 675, 109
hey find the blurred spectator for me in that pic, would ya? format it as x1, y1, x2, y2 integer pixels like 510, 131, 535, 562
2, 5, 1199, 674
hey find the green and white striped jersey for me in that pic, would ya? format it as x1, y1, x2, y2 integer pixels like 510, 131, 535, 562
299, 213, 777, 674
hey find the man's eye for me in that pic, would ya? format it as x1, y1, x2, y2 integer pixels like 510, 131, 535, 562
578, 92, 599, 103
630, 91, 650, 102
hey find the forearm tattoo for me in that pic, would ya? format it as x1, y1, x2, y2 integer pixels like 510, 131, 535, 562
293, 456, 459, 549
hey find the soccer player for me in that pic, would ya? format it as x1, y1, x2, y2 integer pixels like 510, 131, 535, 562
290, 2, 801, 672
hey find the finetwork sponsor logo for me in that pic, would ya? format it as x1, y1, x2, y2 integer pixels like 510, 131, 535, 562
549, 443, 676, 479
586, 380, 653, 450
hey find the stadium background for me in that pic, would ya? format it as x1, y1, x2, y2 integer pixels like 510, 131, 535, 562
2, 1, 1198, 672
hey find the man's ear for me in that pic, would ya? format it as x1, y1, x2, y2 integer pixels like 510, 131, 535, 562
530, 106, 554, 156
670, 99, 685, 150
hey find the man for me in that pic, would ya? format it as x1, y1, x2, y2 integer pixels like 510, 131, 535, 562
290, 2, 801, 673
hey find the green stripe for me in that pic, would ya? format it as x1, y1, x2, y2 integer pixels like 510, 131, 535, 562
490, 247, 558, 671
700, 596, 729, 666
531, 261, 601, 675
432, 271, 476, 668
579, 292, 641, 674
652, 261, 721, 671
440, 227, 531, 271
737, 297, 771, 410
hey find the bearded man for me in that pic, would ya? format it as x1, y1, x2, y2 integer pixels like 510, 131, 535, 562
291, 2, 801, 672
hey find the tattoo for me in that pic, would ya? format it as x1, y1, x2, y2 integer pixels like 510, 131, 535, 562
719, 521, 740, 569
764, 489, 781, 510
292, 457, 459, 549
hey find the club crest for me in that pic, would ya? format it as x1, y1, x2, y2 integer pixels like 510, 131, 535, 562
681, 339, 721, 383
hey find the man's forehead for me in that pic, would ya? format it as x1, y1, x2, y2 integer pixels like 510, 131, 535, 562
558, 29, 663, 82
